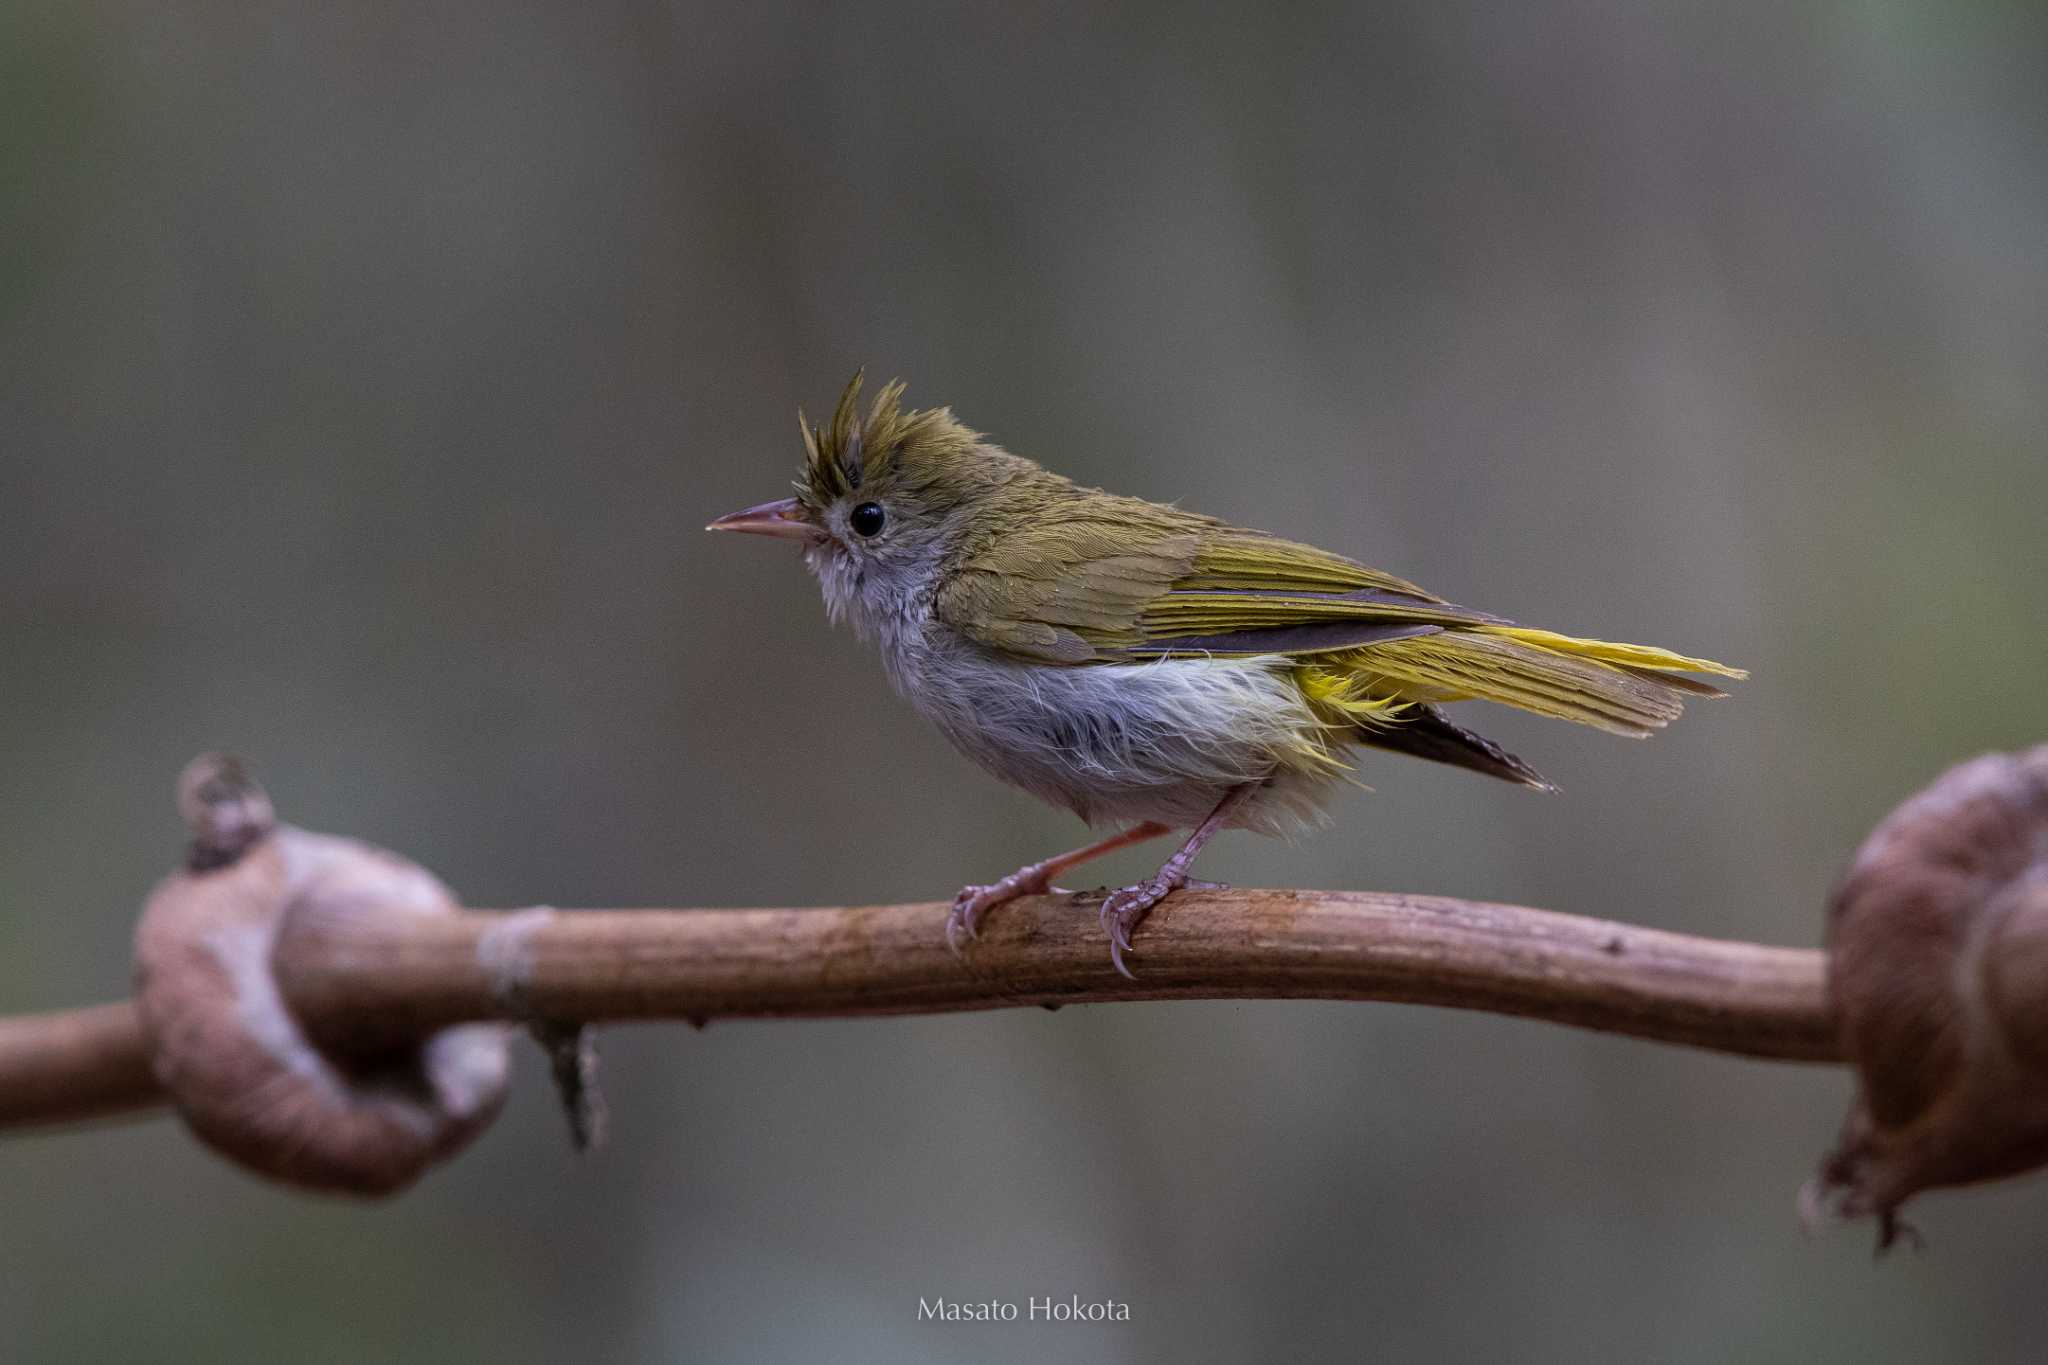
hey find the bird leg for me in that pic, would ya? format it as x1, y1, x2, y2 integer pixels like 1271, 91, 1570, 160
1100, 784, 1255, 979
948, 821, 1171, 951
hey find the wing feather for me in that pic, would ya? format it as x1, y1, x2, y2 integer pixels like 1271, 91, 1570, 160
930, 500, 1742, 735
1181, 527, 1444, 600
936, 506, 1506, 663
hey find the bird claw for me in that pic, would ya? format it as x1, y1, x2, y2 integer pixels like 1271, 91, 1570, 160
947, 872, 1068, 955
950, 827, 1231, 972
947, 885, 997, 953
944, 904, 972, 954
1098, 876, 1186, 979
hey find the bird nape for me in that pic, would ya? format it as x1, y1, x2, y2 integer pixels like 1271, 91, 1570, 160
710, 373, 1745, 977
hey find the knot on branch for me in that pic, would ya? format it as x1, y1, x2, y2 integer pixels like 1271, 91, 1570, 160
1804, 744, 2048, 1250
132, 755, 510, 1196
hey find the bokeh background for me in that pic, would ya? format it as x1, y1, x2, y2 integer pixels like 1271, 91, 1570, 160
5, 2, 2046, 1360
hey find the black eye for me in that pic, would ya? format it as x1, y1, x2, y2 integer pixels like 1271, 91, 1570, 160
849, 502, 886, 537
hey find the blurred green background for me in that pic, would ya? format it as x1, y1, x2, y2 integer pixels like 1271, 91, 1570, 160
5, 2, 2046, 1360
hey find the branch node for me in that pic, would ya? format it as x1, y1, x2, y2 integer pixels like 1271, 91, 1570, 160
1806, 743, 2048, 1250
474, 906, 607, 1150
531, 1019, 606, 1153
477, 906, 556, 1014
133, 755, 511, 1196
177, 751, 275, 871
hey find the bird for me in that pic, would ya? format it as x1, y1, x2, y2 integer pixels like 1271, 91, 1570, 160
709, 374, 1744, 976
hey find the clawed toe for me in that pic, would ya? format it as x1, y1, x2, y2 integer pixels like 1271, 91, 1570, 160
946, 803, 1239, 974
1099, 878, 1178, 979
949, 874, 1069, 954
954, 864, 1224, 969
947, 886, 995, 953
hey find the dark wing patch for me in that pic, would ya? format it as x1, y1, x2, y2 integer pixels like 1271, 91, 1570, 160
1116, 621, 1445, 658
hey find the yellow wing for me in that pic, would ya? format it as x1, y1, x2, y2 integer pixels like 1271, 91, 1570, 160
939, 512, 1496, 659
934, 504, 1744, 737
935, 499, 1480, 659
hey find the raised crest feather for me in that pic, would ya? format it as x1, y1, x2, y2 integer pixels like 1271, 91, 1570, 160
796, 371, 977, 509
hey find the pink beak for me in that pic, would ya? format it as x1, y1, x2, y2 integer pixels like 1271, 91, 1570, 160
705, 496, 819, 542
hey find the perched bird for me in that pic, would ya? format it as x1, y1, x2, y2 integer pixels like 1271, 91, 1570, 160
710, 374, 1744, 975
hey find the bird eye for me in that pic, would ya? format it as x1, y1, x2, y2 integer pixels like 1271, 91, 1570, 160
849, 502, 886, 537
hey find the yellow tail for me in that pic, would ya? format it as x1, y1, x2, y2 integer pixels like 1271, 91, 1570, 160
1300, 626, 1746, 738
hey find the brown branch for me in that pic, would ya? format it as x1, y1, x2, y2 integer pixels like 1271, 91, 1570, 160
18, 746, 2041, 1237
0, 1000, 159, 1127
0, 888, 1837, 1132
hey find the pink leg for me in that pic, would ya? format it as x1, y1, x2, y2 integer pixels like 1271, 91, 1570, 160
948, 821, 1173, 952
1100, 784, 1255, 979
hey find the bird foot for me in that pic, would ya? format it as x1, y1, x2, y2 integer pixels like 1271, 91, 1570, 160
947, 869, 1071, 952
1098, 876, 1228, 979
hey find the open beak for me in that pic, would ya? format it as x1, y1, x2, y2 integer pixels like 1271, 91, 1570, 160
705, 496, 818, 542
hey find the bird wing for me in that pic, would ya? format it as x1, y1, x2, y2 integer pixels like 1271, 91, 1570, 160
935, 512, 1496, 664
931, 510, 1208, 663
1125, 525, 1506, 656
934, 498, 1743, 744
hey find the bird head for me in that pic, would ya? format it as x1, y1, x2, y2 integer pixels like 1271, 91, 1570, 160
707, 372, 1016, 631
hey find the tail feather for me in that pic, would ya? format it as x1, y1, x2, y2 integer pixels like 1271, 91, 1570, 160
1477, 626, 1747, 681
1353, 633, 1684, 736
1613, 664, 1730, 699
1355, 705, 1555, 790
1300, 626, 1744, 739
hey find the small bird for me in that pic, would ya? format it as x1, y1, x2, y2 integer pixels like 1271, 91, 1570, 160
710, 375, 1744, 975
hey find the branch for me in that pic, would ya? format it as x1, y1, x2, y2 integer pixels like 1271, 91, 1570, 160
8, 743, 2041, 1240
0, 1001, 157, 1127
284, 891, 1836, 1056
2, 889, 1836, 1131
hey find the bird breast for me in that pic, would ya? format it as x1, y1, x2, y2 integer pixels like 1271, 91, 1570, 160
885, 622, 1340, 835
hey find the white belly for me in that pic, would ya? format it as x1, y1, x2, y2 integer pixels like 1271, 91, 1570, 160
892, 632, 1339, 834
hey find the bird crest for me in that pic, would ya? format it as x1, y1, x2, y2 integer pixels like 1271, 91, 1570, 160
795, 371, 976, 508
